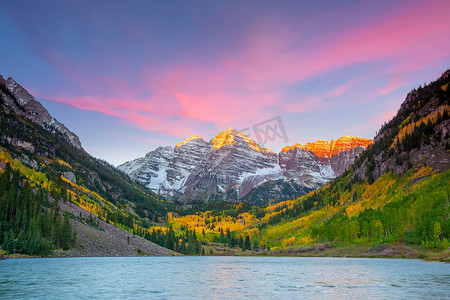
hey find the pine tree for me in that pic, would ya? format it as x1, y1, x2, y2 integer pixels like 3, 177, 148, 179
226, 228, 231, 245
72, 229, 77, 245
0, 163, 11, 192
244, 235, 250, 250
219, 228, 224, 243
60, 214, 72, 250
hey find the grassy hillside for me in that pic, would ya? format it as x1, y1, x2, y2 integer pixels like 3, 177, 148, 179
160, 167, 448, 255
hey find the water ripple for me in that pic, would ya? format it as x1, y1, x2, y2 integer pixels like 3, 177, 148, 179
0, 257, 448, 299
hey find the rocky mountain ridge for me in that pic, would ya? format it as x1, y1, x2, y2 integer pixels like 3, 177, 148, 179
0, 74, 170, 221
351, 69, 450, 183
0, 75, 83, 150
0, 75, 177, 257
119, 128, 372, 204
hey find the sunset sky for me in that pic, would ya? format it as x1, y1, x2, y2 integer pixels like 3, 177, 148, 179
1, 0, 449, 165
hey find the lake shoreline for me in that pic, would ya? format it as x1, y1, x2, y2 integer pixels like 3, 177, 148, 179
203, 241, 450, 262
253, 247, 450, 263
2, 242, 448, 263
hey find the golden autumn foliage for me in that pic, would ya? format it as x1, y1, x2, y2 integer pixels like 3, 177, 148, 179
391, 105, 450, 147
412, 165, 434, 181
165, 167, 445, 250
0, 151, 48, 187
0, 150, 143, 234
281, 236, 295, 247
442, 83, 449, 92
265, 200, 294, 213
169, 210, 260, 241
261, 168, 449, 249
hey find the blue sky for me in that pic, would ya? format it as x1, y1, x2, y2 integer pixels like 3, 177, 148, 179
1, 0, 449, 165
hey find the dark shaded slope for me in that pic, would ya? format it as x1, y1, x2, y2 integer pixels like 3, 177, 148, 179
351, 69, 450, 183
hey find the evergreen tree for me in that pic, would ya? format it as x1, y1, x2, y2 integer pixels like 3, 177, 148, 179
60, 214, 72, 250
244, 235, 251, 250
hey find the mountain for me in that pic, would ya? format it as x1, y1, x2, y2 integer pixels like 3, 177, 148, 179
0, 75, 178, 256
253, 69, 450, 251
0, 76, 169, 218
163, 69, 450, 259
118, 128, 372, 204
281, 136, 373, 175
0, 76, 82, 150
243, 136, 372, 204
351, 70, 450, 183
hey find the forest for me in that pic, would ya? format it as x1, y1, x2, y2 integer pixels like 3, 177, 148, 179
0, 163, 75, 256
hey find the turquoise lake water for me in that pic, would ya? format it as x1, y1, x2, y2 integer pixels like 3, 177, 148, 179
1, 256, 449, 299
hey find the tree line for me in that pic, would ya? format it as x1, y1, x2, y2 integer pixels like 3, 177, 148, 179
143, 228, 207, 255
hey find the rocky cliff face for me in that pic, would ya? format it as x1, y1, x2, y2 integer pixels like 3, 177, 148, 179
0, 75, 83, 150
280, 136, 373, 179
182, 129, 278, 202
119, 129, 372, 204
119, 137, 211, 197
352, 69, 450, 182
0, 75, 168, 222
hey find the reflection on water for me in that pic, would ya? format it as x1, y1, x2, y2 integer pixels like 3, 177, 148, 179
0, 256, 449, 299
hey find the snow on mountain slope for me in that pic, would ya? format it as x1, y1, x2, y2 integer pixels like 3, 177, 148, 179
118, 128, 372, 204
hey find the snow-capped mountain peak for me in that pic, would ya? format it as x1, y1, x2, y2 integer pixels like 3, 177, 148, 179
118, 131, 372, 204
176, 135, 204, 148
210, 127, 272, 153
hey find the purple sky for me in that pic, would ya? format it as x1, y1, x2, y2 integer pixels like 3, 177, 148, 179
1, 0, 449, 165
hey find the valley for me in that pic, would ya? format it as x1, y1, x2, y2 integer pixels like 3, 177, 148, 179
0, 69, 449, 261
2, 2, 450, 299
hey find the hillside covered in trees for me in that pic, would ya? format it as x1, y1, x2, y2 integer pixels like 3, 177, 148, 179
0, 162, 75, 255
149, 70, 449, 259
0, 77, 183, 256
0, 69, 448, 259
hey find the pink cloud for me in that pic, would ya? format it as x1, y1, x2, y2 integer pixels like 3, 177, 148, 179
236, 0, 450, 87
35, 0, 450, 140
327, 78, 363, 98
347, 108, 398, 136
379, 76, 407, 95
281, 96, 324, 113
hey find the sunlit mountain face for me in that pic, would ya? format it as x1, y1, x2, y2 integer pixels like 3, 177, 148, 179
118, 129, 372, 204
281, 136, 373, 157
